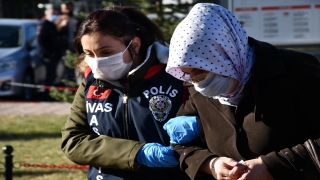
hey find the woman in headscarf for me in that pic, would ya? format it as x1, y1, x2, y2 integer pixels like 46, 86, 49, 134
163, 3, 320, 180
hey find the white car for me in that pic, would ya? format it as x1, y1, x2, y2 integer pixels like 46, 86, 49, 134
0, 18, 41, 100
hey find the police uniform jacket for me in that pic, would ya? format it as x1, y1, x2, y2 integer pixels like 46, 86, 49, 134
61, 42, 190, 180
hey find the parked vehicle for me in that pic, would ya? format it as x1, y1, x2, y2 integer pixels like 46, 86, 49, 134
0, 18, 41, 100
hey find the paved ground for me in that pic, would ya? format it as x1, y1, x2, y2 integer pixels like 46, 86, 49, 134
0, 101, 72, 115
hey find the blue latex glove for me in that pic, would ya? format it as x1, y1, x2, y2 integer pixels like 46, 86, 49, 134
163, 116, 200, 144
136, 143, 179, 167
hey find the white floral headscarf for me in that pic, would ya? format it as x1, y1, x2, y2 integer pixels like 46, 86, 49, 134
166, 3, 255, 106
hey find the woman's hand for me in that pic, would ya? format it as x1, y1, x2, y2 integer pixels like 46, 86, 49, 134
211, 157, 247, 180
233, 157, 273, 180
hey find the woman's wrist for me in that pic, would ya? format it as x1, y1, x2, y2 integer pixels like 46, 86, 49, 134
209, 157, 219, 169
199, 157, 217, 174
209, 157, 220, 179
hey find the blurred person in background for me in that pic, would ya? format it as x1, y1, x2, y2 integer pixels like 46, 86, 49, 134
61, 6, 191, 180
54, 1, 82, 83
45, 5, 58, 22
34, 5, 62, 89
55, 1, 81, 52
164, 3, 320, 180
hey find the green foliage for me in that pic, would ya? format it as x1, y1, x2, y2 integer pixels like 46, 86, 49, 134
49, 86, 75, 103
62, 50, 78, 69
49, 50, 79, 103
101, 1, 115, 7
139, 1, 188, 43
76, 11, 89, 20
160, 16, 183, 43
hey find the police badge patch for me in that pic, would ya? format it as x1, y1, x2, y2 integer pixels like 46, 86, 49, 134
149, 95, 172, 122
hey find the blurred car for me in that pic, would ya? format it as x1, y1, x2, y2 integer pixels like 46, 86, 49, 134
0, 18, 41, 100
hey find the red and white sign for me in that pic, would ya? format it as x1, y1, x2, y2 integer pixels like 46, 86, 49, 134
233, 0, 320, 45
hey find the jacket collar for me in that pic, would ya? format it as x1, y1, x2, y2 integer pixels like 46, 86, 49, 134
248, 37, 286, 80
127, 45, 158, 84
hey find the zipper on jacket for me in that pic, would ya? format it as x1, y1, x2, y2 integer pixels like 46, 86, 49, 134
123, 94, 130, 139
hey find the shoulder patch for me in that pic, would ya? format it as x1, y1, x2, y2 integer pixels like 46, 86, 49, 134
87, 86, 111, 99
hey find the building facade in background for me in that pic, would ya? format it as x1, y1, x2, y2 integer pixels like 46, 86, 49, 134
1, 0, 318, 60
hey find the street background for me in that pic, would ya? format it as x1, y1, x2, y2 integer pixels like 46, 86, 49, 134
0, 0, 319, 113
0, 101, 72, 115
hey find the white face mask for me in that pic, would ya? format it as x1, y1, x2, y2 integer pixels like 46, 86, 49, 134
193, 72, 234, 97
86, 40, 133, 81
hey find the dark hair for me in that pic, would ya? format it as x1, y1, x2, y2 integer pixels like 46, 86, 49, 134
74, 6, 165, 72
